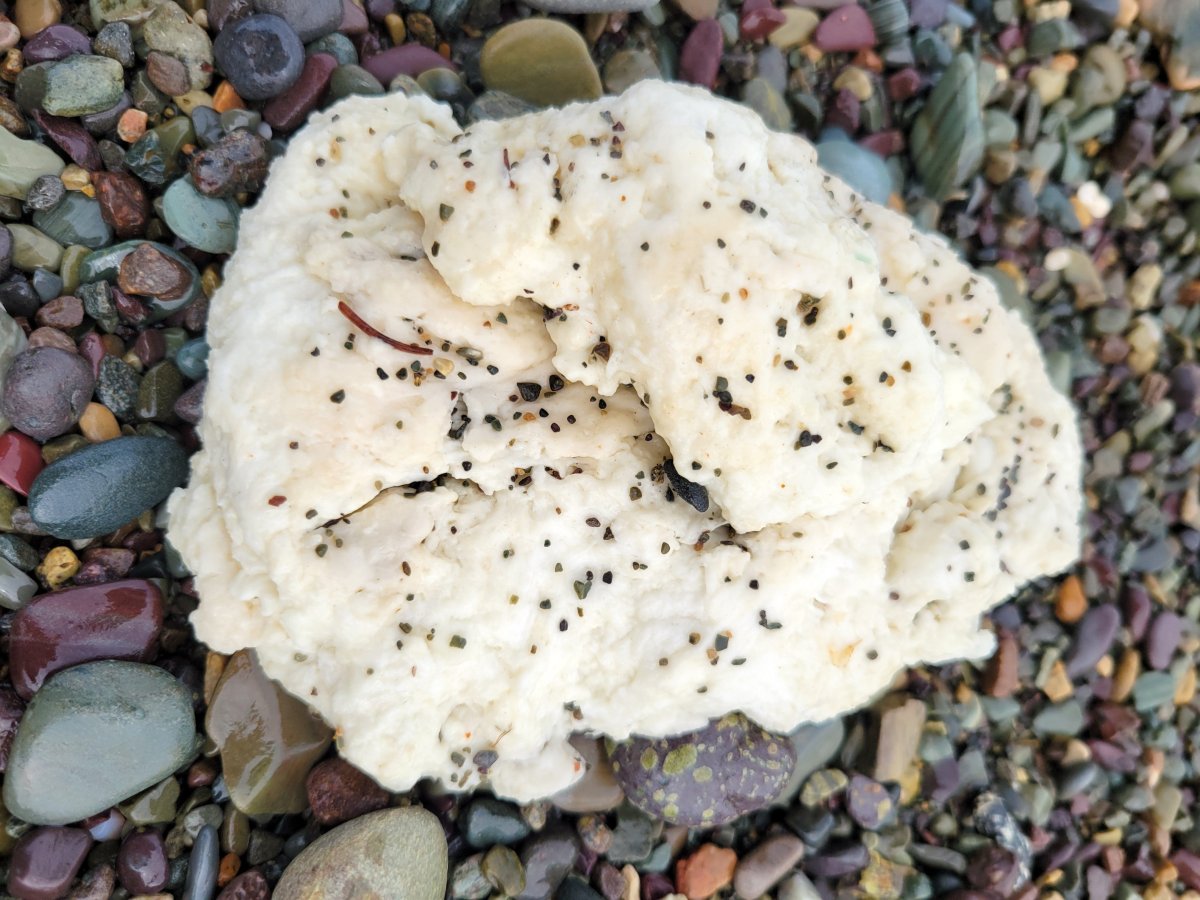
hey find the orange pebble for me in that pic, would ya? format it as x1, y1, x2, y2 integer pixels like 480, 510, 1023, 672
212, 80, 244, 113
676, 844, 737, 900
116, 108, 148, 143
217, 852, 240, 887
79, 403, 120, 442
1055, 574, 1087, 624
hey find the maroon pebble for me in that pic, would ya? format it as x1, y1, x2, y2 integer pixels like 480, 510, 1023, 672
0, 685, 23, 772
25, 327, 76, 353
679, 20, 724, 88
174, 378, 205, 425
116, 831, 169, 895
132, 330, 166, 368
1122, 584, 1152, 641
76, 547, 136, 584
217, 870, 270, 900
887, 67, 922, 101
306, 757, 391, 825
77, 333, 112, 380
813, 3, 876, 52
264, 52, 338, 132
22, 25, 91, 64
113, 287, 150, 326
0, 431, 44, 496
859, 130, 905, 156
824, 87, 861, 132
741, 5, 786, 40
7, 827, 92, 900
8, 579, 164, 700
339, 0, 369, 35
1144, 611, 1182, 670
31, 112, 102, 172
93, 171, 151, 239
1174, 849, 1200, 890
362, 44, 455, 84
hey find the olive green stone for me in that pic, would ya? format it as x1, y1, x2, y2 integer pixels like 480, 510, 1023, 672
480, 20, 602, 108
742, 77, 793, 131
162, 177, 238, 254
1169, 162, 1200, 201
272, 808, 447, 900
42, 56, 126, 117
130, 69, 170, 117
126, 116, 195, 186
206, 650, 332, 817
910, 54, 984, 200
136, 361, 183, 423
41, 434, 89, 465
0, 125, 66, 201
32, 192, 113, 250
328, 64, 384, 100
142, 2, 214, 92
121, 776, 181, 826
417, 67, 473, 106
1072, 44, 1126, 109
91, 0, 170, 26
602, 48, 661, 94
8, 224, 63, 272
0, 485, 17, 531
481, 845, 524, 896
4, 661, 197, 825
58, 244, 89, 295
13, 63, 52, 114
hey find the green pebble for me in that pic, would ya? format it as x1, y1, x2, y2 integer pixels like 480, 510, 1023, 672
8, 224, 63, 273
58, 244, 90, 295
42, 56, 126, 117
4, 661, 198, 825
40, 434, 89, 465
742, 77, 794, 132
0, 485, 15, 531
162, 177, 239, 254
910, 54, 983, 200
174, 337, 209, 380
137, 361, 184, 423
1027, 18, 1083, 56
1031, 700, 1084, 737
31, 192, 113, 250
160, 327, 189, 360
481, 845, 524, 897
120, 776, 181, 826
480, 20, 601, 108
0, 534, 39, 572
307, 33, 358, 66
461, 797, 531, 848
0, 126, 65, 201
126, 117, 195, 186
602, 49, 661, 95
328, 65, 385, 100
1133, 671, 1177, 712
0, 557, 36, 610
1169, 162, 1200, 201
130, 70, 169, 117
142, 2, 214, 92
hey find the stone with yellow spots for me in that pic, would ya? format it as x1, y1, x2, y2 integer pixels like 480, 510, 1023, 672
36, 545, 78, 587
607, 713, 795, 826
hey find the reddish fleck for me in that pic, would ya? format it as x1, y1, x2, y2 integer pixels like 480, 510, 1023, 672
268, 495, 287, 506
336, 301, 432, 355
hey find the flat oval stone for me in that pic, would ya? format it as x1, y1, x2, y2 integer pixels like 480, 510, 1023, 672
162, 177, 239, 254
0, 431, 45, 496
609, 713, 796, 826
31, 111, 102, 171
28, 436, 188, 539
1064, 603, 1120, 677
93, 171, 150, 238
0, 127, 66, 201
8, 224, 63, 273
1, 347, 95, 442
272, 807, 447, 900
206, 650, 332, 816
116, 830, 169, 894
254, 0, 342, 42
213, 14, 305, 101
480, 20, 601, 108
9, 579, 164, 699
7, 826, 93, 900
3, 660, 197, 825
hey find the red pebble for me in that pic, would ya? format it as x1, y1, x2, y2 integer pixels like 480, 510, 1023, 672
263, 53, 338, 133
0, 431, 45, 496
741, 5, 786, 40
679, 20, 724, 88
9, 580, 164, 699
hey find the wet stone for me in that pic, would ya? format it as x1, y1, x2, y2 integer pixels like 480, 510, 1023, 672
1031, 700, 1084, 737
9, 225, 63, 273
2, 347, 94, 441
174, 378, 204, 424
183, 824, 218, 900
462, 796, 531, 848
145, 51, 190, 97
214, 15, 305, 102
609, 713, 795, 826
9, 579, 164, 699
479, 20, 601, 107
216, 869, 270, 900
0, 127, 66, 202
263, 53, 337, 132
188, 132, 269, 199
602, 49, 660, 94
0, 431, 42, 499
272, 808, 447, 900
117, 830, 169, 894
23, 24, 91, 65
31, 112, 101, 172
162, 178, 239, 254
305, 757, 390, 826
805, 842, 869, 879
0, 686, 24, 771
3, 661, 197, 826
7, 826, 92, 900
452, 854, 491, 900
733, 833, 805, 899
28, 435, 187, 539
23, 176, 65, 214
206, 650, 332, 816
31, 192, 111, 250
361, 44, 450, 83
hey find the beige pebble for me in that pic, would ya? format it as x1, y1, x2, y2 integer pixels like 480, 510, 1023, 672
173, 90, 213, 115
1075, 180, 1111, 219
833, 66, 874, 101
79, 402, 120, 442
1175, 665, 1196, 706
384, 12, 406, 44
1111, 648, 1140, 703
37, 545, 79, 587
1028, 66, 1068, 104
13, 0, 61, 39
769, 7, 819, 49
117, 108, 149, 144
0, 20, 20, 52
1042, 660, 1073, 703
